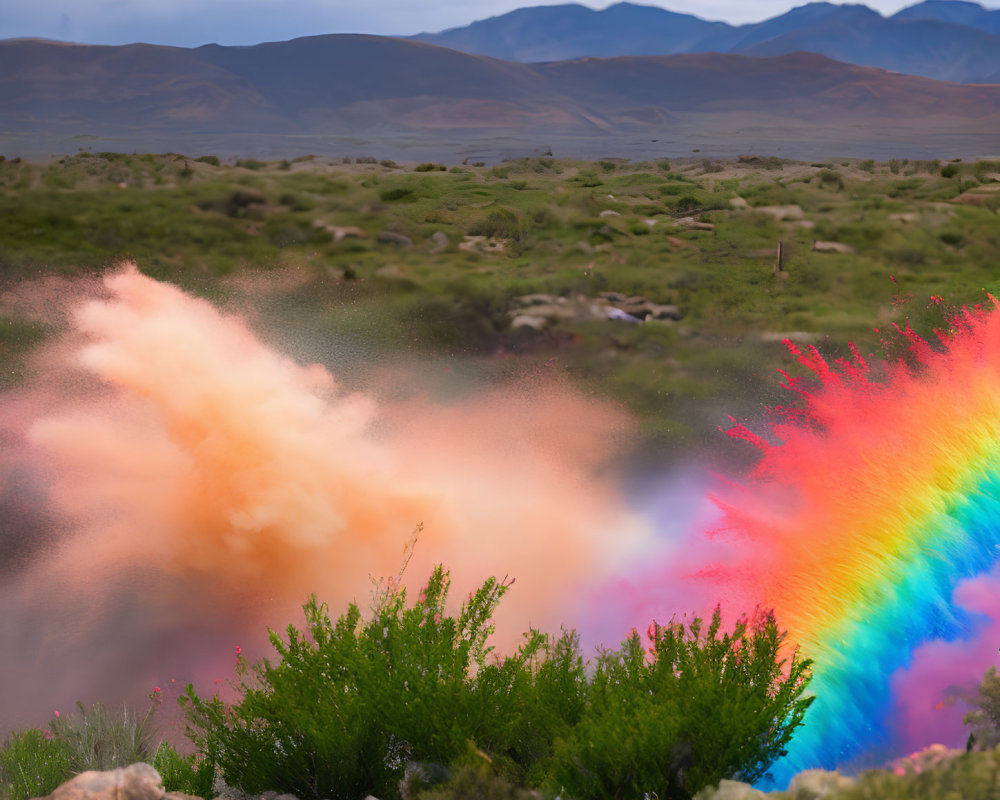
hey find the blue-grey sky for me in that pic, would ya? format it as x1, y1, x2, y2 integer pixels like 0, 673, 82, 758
2, 0, 998, 47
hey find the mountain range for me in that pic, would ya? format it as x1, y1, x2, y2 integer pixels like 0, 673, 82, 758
413, 0, 1000, 84
3, 33, 999, 161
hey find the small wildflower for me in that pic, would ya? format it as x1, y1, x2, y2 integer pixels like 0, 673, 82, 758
53, 711, 59, 718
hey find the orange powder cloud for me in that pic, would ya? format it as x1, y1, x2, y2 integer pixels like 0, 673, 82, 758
0, 264, 645, 728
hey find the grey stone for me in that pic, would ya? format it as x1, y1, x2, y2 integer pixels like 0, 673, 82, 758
377, 231, 413, 247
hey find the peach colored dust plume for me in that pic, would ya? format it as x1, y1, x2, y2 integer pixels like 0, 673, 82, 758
3, 264, 641, 723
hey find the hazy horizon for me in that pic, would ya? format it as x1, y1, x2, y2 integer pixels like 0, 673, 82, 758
3, 0, 999, 49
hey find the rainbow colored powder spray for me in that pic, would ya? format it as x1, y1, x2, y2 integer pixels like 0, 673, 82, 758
711, 301, 1000, 781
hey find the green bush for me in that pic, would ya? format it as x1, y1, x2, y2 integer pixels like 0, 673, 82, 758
151, 741, 216, 799
0, 729, 72, 800
941, 164, 960, 178
548, 609, 813, 800
415, 163, 447, 172
467, 208, 524, 240
194, 155, 220, 166
181, 567, 516, 800
181, 565, 811, 800
380, 187, 415, 202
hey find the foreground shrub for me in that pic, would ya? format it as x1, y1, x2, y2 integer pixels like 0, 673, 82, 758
0, 729, 72, 800
182, 566, 812, 800
548, 610, 813, 800
181, 566, 515, 800
965, 665, 1000, 749
151, 741, 216, 799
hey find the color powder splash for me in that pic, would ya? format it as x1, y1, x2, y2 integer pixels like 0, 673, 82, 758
0, 265, 646, 732
702, 304, 1000, 780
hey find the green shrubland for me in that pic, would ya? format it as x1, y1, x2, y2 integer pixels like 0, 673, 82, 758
1, 152, 997, 454
179, 566, 812, 800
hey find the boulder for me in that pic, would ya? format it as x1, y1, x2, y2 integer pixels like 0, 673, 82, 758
812, 240, 855, 254
785, 768, 856, 796
510, 314, 548, 331
430, 231, 449, 252
693, 779, 765, 800
315, 223, 367, 241
755, 205, 804, 221
34, 763, 201, 800
599, 209, 621, 217
676, 218, 715, 231
377, 231, 413, 247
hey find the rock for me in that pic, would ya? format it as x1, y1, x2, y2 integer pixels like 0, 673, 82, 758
667, 236, 686, 248
785, 768, 856, 797
599, 209, 621, 217
755, 205, 804, 220
889, 212, 919, 224
951, 187, 1000, 206
676, 218, 715, 231
514, 293, 559, 306
693, 778, 765, 800
605, 307, 642, 323
599, 291, 629, 303
812, 240, 855, 254
430, 231, 449, 252
510, 314, 548, 331
642, 218, 658, 227
260, 792, 300, 800
316, 223, 367, 241
377, 231, 413, 247
458, 235, 505, 253
35, 763, 202, 800
617, 298, 681, 321
729, 197, 749, 208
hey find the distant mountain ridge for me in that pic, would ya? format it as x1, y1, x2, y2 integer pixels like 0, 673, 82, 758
2, 34, 999, 159
412, 0, 1000, 83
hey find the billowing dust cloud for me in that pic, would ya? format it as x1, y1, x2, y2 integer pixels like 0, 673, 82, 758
0, 265, 646, 731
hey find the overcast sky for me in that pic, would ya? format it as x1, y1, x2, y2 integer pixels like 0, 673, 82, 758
2, 0, 999, 47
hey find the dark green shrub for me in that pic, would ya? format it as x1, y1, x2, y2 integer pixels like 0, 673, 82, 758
467, 208, 525, 241
415, 163, 446, 172
235, 159, 267, 171
964, 665, 1000, 749
181, 567, 515, 800
816, 169, 843, 189
151, 741, 216, 799
548, 609, 813, 800
0, 729, 72, 800
941, 164, 960, 178
194, 155, 220, 166
381, 160, 399, 169
672, 196, 702, 214
380, 187, 415, 202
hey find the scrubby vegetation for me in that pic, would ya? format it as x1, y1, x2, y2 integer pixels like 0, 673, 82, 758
1, 152, 998, 456
180, 566, 811, 800
0, 566, 812, 800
